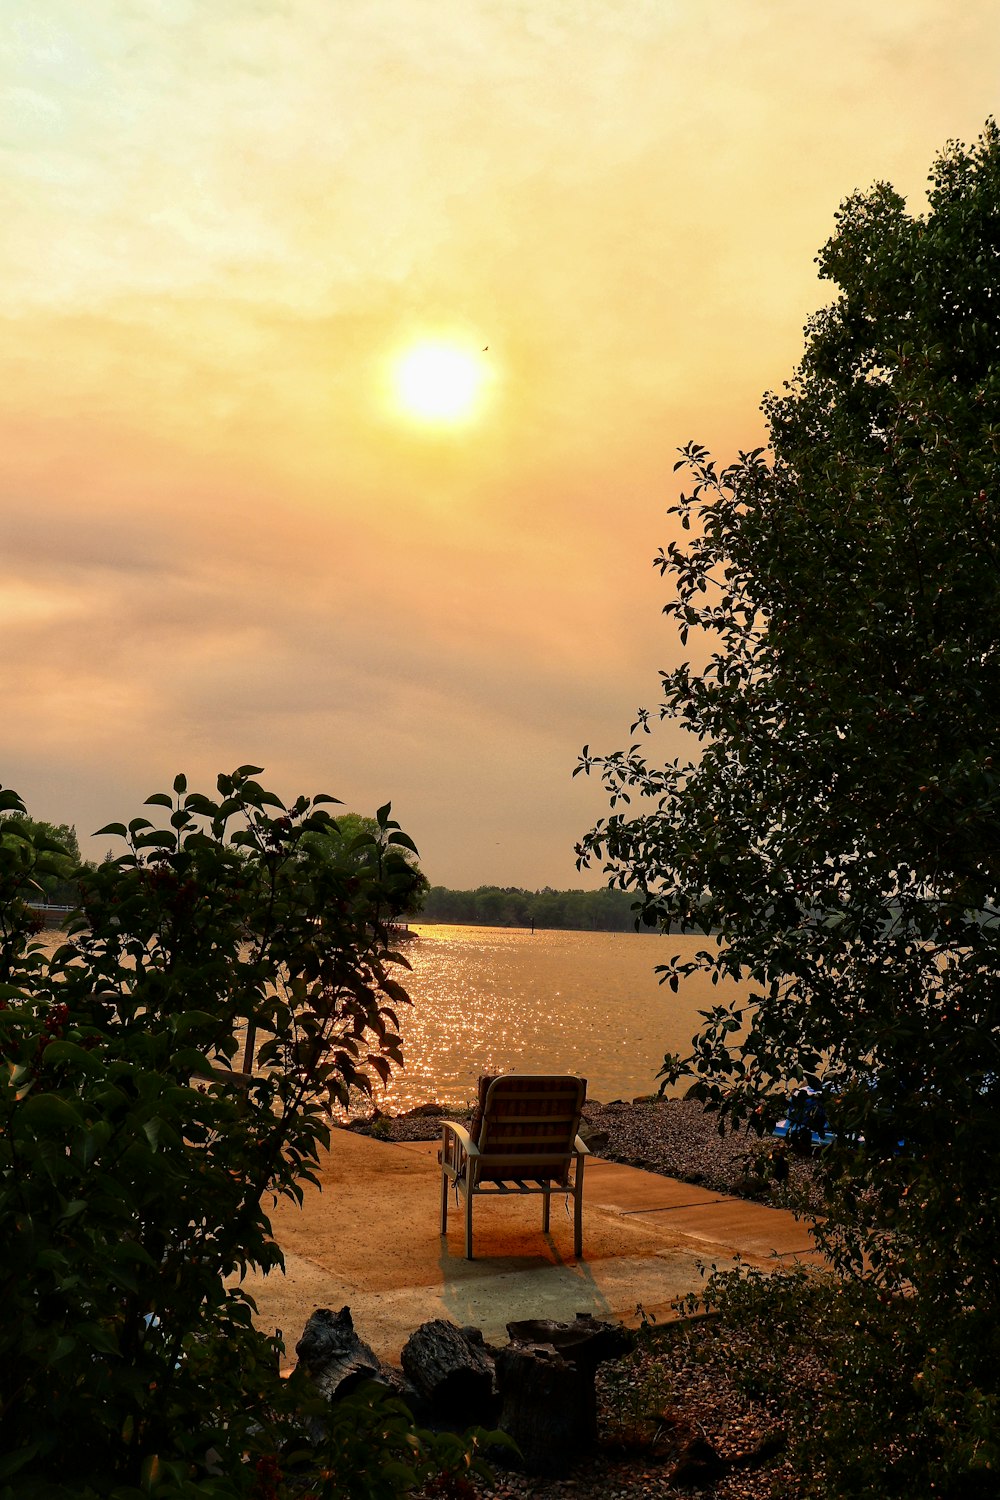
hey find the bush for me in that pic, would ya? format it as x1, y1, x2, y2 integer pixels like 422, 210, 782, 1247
689, 1264, 1000, 1500
0, 770, 485, 1497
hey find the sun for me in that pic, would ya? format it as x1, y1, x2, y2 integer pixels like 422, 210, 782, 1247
392, 341, 490, 426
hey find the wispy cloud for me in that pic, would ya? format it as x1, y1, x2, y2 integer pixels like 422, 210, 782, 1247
3, 1, 999, 881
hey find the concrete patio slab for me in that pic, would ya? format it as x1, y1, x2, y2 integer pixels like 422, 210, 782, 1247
238, 1129, 825, 1365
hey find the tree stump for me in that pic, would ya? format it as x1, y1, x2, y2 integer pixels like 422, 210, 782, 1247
506, 1313, 633, 1373
400, 1319, 496, 1427
494, 1342, 589, 1476
498, 1314, 634, 1476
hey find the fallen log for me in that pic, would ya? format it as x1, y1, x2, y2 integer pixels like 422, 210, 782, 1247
295, 1306, 395, 1402
400, 1319, 496, 1426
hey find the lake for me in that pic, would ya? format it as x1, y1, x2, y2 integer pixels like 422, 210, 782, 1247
34, 921, 746, 1112
380, 923, 743, 1113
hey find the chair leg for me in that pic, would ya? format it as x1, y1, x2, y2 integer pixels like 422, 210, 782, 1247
542, 1184, 551, 1234
574, 1160, 585, 1259
464, 1187, 474, 1260
440, 1168, 449, 1235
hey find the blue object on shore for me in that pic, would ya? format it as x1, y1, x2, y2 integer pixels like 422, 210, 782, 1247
772, 1086, 836, 1150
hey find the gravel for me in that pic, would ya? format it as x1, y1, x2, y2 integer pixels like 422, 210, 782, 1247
477, 1315, 804, 1500
348, 1094, 818, 1209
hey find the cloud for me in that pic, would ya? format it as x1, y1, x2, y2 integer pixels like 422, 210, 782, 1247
3, 1, 1000, 883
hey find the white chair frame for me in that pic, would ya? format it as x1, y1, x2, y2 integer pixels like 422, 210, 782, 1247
439, 1075, 589, 1259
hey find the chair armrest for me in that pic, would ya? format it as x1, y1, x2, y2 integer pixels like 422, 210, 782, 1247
440, 1120, 479, 1174
443, 1121, 478, 1152
574, 1134, 591, 1156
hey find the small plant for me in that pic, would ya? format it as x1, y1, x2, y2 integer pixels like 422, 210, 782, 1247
599, 1308, 673, 1451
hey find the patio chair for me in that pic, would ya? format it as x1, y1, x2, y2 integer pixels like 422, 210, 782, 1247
439, 1074, 589, 1259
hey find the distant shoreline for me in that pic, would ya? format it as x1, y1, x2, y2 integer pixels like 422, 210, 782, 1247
412, 916, 715, 936
412, 917, 666, 934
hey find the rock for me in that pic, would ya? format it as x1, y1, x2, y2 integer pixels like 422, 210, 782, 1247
577, 1121, 609, 1150
670, 1435, 725, 1487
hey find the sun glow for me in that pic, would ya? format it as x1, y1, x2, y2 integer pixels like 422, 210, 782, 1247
392, 341, 490, 426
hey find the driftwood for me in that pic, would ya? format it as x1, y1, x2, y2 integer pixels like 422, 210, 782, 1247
400, 1319, 497, 1426
295, 1307, 395, 1402
293, 1308, 634, 1478
498, 1314, 634, 1476
507, 1313, 633, 1370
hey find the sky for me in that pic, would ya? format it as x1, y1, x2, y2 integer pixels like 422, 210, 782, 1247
3, 1, 999, 889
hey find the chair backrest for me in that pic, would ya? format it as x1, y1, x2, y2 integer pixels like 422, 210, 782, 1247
469, 1074, 587, 1184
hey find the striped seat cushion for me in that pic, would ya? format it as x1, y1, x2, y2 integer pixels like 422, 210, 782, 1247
469, 1074, 586, 1184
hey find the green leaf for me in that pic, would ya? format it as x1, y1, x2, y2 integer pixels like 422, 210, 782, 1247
133, 831, 177, 850
19, 1093, 83, 1131
0, 1440, 41, 1479
37, 1040, 105, 1076
78, 1321, 120, 1356
183, 792, 219, 817
144, 793, 174, 809
171, 1011, 220, 1036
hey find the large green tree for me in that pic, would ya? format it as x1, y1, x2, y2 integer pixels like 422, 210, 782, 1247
578, 123, 1000, 1494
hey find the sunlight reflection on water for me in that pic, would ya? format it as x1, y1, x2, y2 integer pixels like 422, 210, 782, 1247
380, 924, 744, 1112
35, 923, 747, 1114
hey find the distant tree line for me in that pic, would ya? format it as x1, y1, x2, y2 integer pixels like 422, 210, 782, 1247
0, 815, 86, 907
419, 884, 642, 931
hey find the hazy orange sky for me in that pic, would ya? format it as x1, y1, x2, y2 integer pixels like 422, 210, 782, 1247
4, 2, 999, 887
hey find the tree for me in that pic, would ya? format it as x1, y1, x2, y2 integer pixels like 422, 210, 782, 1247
578, 123, 1000, 1495
418, 884, 640, 931
0, 768, 489, 1496
0, 814, 83, 906
299, 808, 430, 922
